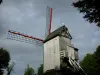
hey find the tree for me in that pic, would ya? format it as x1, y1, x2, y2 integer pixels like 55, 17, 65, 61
94, 45, 100, 73
80, 45, 100, 75
0, 0, 2, 4
72, 0, 100, 27
24, 64, 35, 75
0, 48, 10, 75
80, 53, 98, 75
37, 64, 43, 75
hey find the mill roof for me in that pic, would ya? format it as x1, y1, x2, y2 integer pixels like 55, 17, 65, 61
43, 25, 72, 43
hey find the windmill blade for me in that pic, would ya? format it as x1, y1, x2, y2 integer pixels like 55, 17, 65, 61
45, 6, 52, 37
7, 30, 44, 46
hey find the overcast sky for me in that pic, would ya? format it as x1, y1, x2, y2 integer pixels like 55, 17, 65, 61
0, 0, 100, 75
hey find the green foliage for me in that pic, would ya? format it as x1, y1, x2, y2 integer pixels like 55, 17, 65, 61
72, 0, 100, 27
37, 64, 43, 75
0, 0, 2, 4
0, 48, 10, 75
80, 45, 100, 75
80, 53, 97, 75
24, 64, 34, 75
94, 45, 100, 73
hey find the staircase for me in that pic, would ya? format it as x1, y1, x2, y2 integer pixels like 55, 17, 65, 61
68, 56, 87, 75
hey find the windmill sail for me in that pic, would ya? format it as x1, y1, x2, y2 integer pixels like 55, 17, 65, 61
7, 30, 44, 46
45, 6, 52, 37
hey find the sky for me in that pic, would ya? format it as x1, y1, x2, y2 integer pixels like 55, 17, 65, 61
0, 0, 100, 75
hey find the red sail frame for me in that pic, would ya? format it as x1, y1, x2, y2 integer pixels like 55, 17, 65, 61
8, 30, 44, 45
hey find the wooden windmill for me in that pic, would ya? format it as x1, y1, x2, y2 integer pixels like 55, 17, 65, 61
7, 6, 86, 75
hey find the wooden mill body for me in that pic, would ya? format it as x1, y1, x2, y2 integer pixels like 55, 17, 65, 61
43, 25, 79, 72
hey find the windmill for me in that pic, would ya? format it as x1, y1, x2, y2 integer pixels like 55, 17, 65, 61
7, 6, 86, 75
7, 61, 15, 75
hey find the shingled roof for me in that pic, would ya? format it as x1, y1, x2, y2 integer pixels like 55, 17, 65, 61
43, 25, 72, 43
